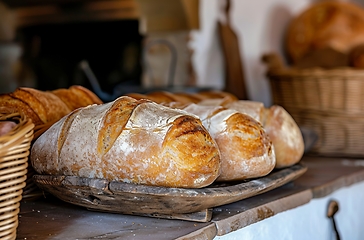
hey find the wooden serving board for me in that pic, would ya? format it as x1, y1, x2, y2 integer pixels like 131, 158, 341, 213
33, 164, 307, 222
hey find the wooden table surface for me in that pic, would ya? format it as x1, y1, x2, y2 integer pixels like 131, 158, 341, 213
16, 156, 364, 239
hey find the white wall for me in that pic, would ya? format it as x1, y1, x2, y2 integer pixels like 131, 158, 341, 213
191, 0, 312, 106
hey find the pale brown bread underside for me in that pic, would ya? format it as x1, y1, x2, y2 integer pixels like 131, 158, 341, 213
31, 96, 221, 188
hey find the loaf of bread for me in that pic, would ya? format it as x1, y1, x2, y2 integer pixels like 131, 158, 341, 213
30, 96, 221, 188
52, 85, 103, 111
286, 1, 364, 64
0, 85, 103, 138
131, 91, 304, 168
219, 101, 304, 168
8, 87, 72, 125
126, 90, 238, 105
261, 105, 304, 168
167, 103, 275, 181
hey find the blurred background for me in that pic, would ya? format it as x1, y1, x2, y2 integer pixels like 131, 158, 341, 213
1, 0, 364, 105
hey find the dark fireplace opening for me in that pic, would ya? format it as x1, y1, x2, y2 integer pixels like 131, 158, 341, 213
16, 19, 143, 96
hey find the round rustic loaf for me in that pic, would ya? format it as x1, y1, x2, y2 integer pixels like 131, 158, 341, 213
218, 101, 304, 168
286, 1, 364, 63
177, 103, 276, 181
262, 105, 304, 168
30, 96, 221, 188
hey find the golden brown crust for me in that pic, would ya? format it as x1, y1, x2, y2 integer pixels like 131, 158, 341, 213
173, 92, 204, 103
181, 103, 275, 181
264, 105, 304, 168
0, 85, 103, 140
124, 93, 150, 101
151, 91, 196, 104
125, 90, 239, 105
12, 87, 71, 124
52, 85, 102, 110
216, 113, 275, 181
145, 91, 176, 103
0, 94, 43, 125
161, 115, 221, 186
196, 90, 239, 102
98, 97, 138, 156
69, 85, 103, 105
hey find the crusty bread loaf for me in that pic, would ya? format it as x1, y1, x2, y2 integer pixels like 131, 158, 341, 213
123, 91, 304, 168
196, 90, 239, 101
173, 103, 275, 181
262, 105, 304, 168
0, 85, 103, 135
52, 85, 103, 110
30, 96, 221, 188
124, 93, 151, 101
131, 88, 304, 168
134, 91, 304, 168
173, 92, 205, 103
286, 1, 364, 64
11, 87, 71, 125
126, 90, 237, 105
220, 101, 304, 168
0, 94, 43, 126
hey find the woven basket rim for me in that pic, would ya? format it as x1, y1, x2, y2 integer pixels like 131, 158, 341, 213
267, 67, 364, 78
0, 111, 34, 240
263, 52, 364, 78
283, 107, 364, 118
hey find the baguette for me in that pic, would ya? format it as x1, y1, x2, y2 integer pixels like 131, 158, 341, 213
30, 96, 221, 188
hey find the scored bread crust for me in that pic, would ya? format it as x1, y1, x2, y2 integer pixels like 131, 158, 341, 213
176, 103, 276, 181
222, 101, 304, 168
31, 96, 221, 188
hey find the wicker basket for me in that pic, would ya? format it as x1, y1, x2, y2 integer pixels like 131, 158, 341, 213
0, 112, 34, 240
20, 123, 54, 201
263, 53, 364, 157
